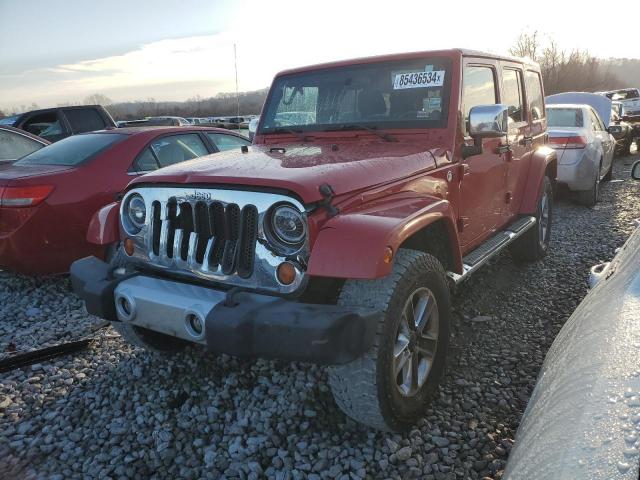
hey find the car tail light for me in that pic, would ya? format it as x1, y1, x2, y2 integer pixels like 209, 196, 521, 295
549, 136, 587, 149
0, 185, 55, 207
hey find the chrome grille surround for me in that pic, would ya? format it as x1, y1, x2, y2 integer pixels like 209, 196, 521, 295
120, 187, 309, 294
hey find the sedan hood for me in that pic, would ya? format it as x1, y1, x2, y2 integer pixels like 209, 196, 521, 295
0, 163, 74, 185
129, 142, 447, 203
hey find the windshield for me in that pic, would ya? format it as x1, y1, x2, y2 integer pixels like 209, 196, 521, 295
260, 57, 451, 134
547, 108, 584, 128
15, 133, 126, 166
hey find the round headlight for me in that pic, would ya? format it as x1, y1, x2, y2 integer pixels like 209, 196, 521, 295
270, 204, 306, 246
127, 194, 146, 230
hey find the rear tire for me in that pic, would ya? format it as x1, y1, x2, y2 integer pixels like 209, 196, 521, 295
510, 176, 553, 262
576, 165, 600, 207
328, 249, 451, 431
107, 242, 187, 354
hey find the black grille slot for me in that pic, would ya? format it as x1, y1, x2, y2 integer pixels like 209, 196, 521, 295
151, 201, 161, 256
166, 199, 178, 259
194, 201, 210, 264
237, 205, 258, 278
221, 204, 240, 275
177, 202, 194, 261
208, 201, 226, 268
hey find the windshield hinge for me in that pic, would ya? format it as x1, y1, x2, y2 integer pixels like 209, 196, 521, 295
318, 183, 339, 218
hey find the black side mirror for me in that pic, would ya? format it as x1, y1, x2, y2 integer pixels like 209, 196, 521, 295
632, 160, 640, 181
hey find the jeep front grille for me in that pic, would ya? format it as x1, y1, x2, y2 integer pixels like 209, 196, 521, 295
149, 199, 259, 278
121, 187, 308, 294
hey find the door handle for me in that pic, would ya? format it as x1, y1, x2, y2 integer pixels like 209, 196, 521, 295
460, 163, 471, 176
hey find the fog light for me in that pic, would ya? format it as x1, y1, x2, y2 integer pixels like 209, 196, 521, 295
124, 238, 135, 256
186, 313, 203, 336
276, 262, 297, 285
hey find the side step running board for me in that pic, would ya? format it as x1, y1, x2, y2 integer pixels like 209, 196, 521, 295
447, 216, 536, 284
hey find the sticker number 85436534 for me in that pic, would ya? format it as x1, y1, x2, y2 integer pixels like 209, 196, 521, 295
393, 70, 445, 90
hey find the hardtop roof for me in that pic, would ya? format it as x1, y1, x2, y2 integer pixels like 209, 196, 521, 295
275, 48, 539, 77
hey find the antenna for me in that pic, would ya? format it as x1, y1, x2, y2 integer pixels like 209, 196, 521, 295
234, 43, 240, 118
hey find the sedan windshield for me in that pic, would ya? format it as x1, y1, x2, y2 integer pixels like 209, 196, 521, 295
547, 108, 584, 128
260, 57, 451, 134
15, 133, 126, 166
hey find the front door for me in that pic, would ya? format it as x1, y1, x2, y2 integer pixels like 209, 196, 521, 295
458, 61, 509, 249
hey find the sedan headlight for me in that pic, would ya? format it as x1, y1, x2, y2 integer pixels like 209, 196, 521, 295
123, 193, 146, 234
267, 203, 306, 252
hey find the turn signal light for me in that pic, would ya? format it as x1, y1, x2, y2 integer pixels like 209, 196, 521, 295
0, 185, 55, 207
383, 246, 394, 264
276, 262, 297, 285
124, 238, 135, 256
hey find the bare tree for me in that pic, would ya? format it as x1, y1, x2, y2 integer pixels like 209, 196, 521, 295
83, 93, 113, 106
509, 32, 621, 94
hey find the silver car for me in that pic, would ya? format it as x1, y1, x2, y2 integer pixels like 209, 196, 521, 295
545, 103, 615, 206
504, 163, 640, 480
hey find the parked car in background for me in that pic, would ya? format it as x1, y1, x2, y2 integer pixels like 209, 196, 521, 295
71, 49, 556, 431
599, 87, 640, 117
247, 116, 260, 141
609, 101, 636, 156
0, 105, 116, 142
504, 166, 640, 479
0, 125, 50, 164
546, 93, 615, 206
0, 126, 250, 275
214, 116, 247, 129
144, 116, 190, 126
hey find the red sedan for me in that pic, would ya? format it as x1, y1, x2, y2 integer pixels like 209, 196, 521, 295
0, 126, 251, 275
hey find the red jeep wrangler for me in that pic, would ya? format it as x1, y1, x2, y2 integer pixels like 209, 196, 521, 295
71, 49, 556, 431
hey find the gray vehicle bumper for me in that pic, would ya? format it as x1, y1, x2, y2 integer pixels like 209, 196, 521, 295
556, 149, 598, 191
70, 256, 378, 365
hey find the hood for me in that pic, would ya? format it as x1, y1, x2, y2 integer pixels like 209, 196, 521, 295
129, 141, 448, 203
546, 92, 612, 128
0, 163, 73, 185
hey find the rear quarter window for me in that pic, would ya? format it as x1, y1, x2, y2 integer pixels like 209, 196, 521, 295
64, 109, 107, 133
525, 71, 545, 120
15, 133, 126, 166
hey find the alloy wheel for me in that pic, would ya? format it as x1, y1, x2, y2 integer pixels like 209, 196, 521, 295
393, 287, 439, 397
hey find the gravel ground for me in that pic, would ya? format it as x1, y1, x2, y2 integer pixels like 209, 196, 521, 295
1, 152, 639, 480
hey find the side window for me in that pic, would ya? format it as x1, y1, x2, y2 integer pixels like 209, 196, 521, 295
589, 109, 605, 132
133, 147, 159, 172
502, 68, 524, 123
525, 71, 545, 120
21, 112, 63, 141
64, 109, 107, 133
0, 130, 45, 161
150, 134, 208, 168
462, 66, 497, 134
206, 133, 251, 152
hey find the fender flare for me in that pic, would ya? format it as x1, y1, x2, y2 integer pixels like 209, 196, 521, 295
307, 197, 462, 279
87, 202, 120, 245
519, 146, 557, 215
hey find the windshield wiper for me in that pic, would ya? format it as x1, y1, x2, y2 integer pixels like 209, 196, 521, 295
323, 124, 396, 142
265, 127, 311, 142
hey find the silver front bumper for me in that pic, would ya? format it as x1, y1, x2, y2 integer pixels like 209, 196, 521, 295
114, 275, 226, 344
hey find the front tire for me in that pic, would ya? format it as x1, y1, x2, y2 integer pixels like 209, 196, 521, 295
510, 175, 553, 262
328, 250, 451, 431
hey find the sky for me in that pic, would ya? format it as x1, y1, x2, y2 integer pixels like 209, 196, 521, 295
1, 0, 638, 112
